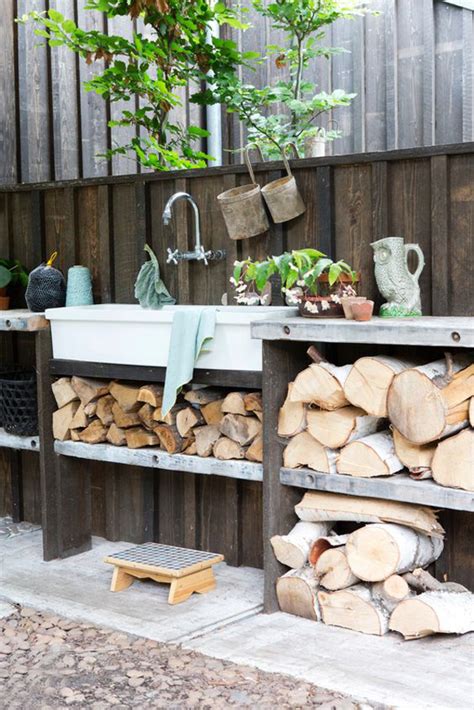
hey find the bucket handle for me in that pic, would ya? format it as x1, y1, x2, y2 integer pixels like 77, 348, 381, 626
282, 143, 299, 176
243, 144, 264, 185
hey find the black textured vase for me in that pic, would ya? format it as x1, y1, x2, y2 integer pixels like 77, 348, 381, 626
25, 252, 66, 312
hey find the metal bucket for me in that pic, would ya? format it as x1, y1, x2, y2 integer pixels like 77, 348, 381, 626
217, 147, 269, 240
261, 149, 306, 224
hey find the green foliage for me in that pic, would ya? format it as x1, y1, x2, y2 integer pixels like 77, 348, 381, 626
222, 0, 373, 158
231, 249, 356, 300
19, 1, 247, 170
0, 259, 29, 290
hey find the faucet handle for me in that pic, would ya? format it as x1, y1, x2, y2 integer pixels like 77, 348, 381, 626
167, 248, 179, 265
197, 245, 209, 266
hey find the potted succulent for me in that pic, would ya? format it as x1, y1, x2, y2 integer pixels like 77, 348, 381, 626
0, 259, 29, 310
231, 249, 359, 318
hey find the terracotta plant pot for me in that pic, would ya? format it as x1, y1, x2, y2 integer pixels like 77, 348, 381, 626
0, 294, 10, 310
317, 271, 360, 296
341, 296, 367, 320
352, 300, 374, 321
298, 295, 344, 318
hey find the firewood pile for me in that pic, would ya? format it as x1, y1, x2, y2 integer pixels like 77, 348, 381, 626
52, 377, 263, 462
272, 491, 474, 639
279, 348, 474, 491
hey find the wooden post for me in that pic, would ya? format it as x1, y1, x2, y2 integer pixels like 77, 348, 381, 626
36, 328, 60, 560
262, 340, 307, 613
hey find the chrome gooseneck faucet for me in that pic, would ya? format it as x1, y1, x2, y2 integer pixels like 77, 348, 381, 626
163, 191, 226, 266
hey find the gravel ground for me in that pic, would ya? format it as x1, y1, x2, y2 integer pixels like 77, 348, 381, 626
0, 606, 371, 709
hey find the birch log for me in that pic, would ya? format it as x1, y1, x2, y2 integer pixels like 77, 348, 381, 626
346, 523, 444, 582
470, 398, 474, 427
283, 432, 338, 473
318, 584, 393, 636
336, 430, 403, 477
402, 567, 468, 593
308, 532, 349, 566
344, 356, 416, 416
270, 521, 333, 569
387, 356, 474, 444
290, 362, 352, 410
276, 567, 321, 621
431, 428, 474, 491
314, 546, 359, 590
392, 428, 436, 479
295, 491, 444, 537
390, 590, 474, 639
307, 406, 384, 449
278, 383, 307, 437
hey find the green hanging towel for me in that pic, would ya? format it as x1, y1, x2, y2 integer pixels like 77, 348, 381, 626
134, 244, 175, 309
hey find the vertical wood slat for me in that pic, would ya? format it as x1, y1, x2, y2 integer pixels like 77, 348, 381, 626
16, 0, 52, 183
0, 0, 17, 184
77, 6, 109, 179
385, 0, 399, 150
462, 9, 474, 140
430, 155, 449, 316
423, 0, 435, 146
107, 16, 137, 176
49, 0, 80, 180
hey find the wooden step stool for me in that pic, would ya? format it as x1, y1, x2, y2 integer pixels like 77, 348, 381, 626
104, 543, 224, 605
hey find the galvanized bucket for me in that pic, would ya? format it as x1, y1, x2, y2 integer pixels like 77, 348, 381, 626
217, 146, 269, 241
261, 148, 306, 224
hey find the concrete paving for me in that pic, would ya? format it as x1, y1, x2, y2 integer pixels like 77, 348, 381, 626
0, 530, 263, 644
184, 611, 474, 710
1, 529, 473, 709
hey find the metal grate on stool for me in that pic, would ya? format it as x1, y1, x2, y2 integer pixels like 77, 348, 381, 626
104, 542, 224, 605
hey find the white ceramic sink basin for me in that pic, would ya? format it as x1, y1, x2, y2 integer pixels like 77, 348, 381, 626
45, 304, 297, 371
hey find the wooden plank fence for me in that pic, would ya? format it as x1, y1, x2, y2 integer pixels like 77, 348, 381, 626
0, 0, 473, 184
0, 142, 472, 580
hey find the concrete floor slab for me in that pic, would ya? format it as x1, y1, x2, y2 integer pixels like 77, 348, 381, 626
0, 530, 262, 643
184, 612, 474, 710
0, 600, 15, 619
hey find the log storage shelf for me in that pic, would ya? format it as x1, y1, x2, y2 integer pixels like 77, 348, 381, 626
0, 427, 40, 452
55, 440, 263, 482
253, 315, 474, 612
252, 316, 474, 348
280, 468, 474, 512
0, 309, 49, 333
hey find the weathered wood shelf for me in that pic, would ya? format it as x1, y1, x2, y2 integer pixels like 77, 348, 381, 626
55, 440, 263, 482
0, 427, 40, 452
50, 359, 262, 389
280, 467, 474, 513
0, 310, 48, 332
252, 316, 474, 348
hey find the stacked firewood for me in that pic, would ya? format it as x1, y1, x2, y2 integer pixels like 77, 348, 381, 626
272, 491, 474, 639
52, 377, 263, 462
279, 348, 473, 491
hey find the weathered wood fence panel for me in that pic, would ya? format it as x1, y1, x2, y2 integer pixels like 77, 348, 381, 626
1, 1, 473, 184
0, 143, 472, 580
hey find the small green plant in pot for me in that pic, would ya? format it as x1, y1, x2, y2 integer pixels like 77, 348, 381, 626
231, 249, 359, 317
230, 258, 276, 305
0, 259, 29, 310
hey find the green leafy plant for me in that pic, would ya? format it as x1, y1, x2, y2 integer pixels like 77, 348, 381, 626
220, 0, 373, 158
0, 259, 29, 291
19, 1, 247, 170
231, 249, 357, 304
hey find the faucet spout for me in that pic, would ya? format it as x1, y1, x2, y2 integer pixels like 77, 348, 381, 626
162, 192, 201, 249
163, 191, 225, 266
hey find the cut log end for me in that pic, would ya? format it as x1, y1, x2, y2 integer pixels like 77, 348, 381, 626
318, 587, 386, 636
276, 568, 319, 621
389, 598, 440, 639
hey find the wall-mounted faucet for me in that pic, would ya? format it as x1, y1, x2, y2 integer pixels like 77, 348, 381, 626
162, 192, 226, 266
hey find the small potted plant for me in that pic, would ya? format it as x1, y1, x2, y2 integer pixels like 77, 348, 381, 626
231, 258, 275, 306
230, 249, 359, 318
0, 259, 29, 309
278, 250, 359, 318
